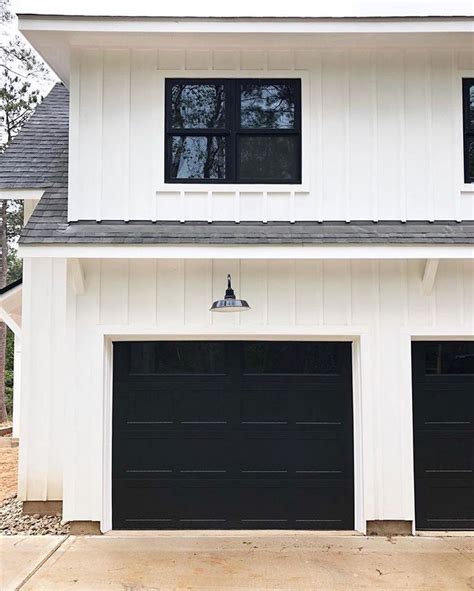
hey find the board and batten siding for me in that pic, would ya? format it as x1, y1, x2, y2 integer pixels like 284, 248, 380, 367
68, 47, 474, 223
18, 257, 474, 528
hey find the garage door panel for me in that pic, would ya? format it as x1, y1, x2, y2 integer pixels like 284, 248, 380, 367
117, 436, 233, 476
117, 432, 349, 478
413, 387, 473, 429
238, 435, 349, 476
415, 479, 474, 530
114, 479, 354, 530
116, 387, 233, 426
414, 433, 474, 476
125, 389, 175, 424
128, 341, 228, 375
113, 341, 354, 530
241, 342, 348, 375
240, 387, 347, 425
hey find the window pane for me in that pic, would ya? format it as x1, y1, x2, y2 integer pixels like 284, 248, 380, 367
240, 82, 297, 129
468, 137, 474, 180
130, 342, 226, 374
468, 83, 474, 128
425, 342, 474, 375
238, 135, 298, 181
243, 342, 340, 374
170, 136, 226, 180
171, 83, 225, 129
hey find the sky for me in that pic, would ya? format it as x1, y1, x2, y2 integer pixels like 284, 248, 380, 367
13, 0, 474, 18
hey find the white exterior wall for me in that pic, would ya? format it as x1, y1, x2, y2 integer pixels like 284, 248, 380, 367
18, 256, 474, 530
18, 258, 68, 502
69, 46, 474, 223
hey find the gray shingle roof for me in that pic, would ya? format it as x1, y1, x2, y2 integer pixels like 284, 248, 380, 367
20, 193, 474, 245
0, 83, 69, 189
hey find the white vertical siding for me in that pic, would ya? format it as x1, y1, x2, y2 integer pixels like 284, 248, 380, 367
20, 258, 474, 529
69, 47, 474, 223
18, 258, 67, 502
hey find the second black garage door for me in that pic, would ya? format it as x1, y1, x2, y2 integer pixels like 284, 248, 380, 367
413, 342, 474, 530
113, 341, 354, 530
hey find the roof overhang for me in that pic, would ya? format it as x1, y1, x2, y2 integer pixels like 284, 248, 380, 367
18, 244, 474, 260
12, 0, 474, 18
16, 13, 474, 84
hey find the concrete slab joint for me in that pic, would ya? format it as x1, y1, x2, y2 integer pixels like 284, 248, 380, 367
367, 520, 413, 536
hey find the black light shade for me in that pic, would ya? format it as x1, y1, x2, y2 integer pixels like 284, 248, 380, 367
210, 274, 250, 313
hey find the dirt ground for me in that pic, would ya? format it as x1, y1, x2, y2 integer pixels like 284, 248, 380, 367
0, 446, 18, 502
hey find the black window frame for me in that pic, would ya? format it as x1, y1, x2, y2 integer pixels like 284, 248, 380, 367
164, 78, 302, 184
462, 78, 474, 183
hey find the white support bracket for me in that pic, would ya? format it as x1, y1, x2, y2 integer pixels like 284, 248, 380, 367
69, 258, 85, 295
421, 259, 439, 296
0, 308, 21, 337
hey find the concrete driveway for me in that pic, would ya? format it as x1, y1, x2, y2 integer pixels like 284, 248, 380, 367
1, 532, 473, 590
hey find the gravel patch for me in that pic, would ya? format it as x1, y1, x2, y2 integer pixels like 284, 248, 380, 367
0, 495, 70, 535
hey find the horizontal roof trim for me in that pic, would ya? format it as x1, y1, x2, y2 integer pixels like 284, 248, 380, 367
20, 193, 474, 246
14, 0, 474, 19
18, 244, 474, 260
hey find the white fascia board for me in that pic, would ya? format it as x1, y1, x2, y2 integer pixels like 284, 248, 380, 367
18, 244, 474, 260
13, 0, 474, 18
0, 189, 44, 200
18, 16, 474, 35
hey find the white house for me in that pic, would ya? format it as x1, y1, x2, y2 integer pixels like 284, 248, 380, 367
0, 2, 473, 535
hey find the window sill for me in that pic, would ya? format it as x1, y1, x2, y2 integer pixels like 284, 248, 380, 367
156, 183, 310, 193
460, 183, 474, 193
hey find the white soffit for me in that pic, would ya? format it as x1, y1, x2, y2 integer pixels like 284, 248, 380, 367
13, 0, 474, 18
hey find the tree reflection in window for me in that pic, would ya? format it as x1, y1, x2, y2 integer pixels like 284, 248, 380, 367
171, 136, 226, 180
240, 83, 296, 129
171, 84, 226, 129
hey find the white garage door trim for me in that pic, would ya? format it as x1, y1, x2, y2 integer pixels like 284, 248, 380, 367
100, 329, 366, 534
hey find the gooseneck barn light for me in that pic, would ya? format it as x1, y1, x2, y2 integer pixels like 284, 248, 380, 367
210, 274, 250, 313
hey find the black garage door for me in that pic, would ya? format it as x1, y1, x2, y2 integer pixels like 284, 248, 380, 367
113, 341, 354, 530
412, 342, 474, 530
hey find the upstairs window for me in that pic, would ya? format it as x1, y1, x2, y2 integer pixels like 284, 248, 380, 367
165, 78, 301, 184
463, 78, 474, 183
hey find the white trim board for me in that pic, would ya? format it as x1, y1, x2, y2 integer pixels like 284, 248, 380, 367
18, 17, 474, 35
19, 245, 474, 260
0, 189, 44, 200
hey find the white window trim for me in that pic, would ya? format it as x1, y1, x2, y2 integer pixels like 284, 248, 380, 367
155, 69, 311, 193
457, 70, 474, 195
